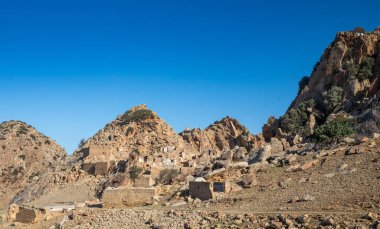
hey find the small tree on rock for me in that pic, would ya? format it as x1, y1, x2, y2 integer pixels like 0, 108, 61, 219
78, 138, 86, 148
129, 165, 143, 181
353, 27, 366, 33
323, 86, 343, 113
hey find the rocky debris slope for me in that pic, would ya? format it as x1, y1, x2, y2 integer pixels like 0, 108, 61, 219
0, 121, 66, 208
63, 208, 380, 229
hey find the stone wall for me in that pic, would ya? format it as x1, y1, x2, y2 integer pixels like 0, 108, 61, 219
102, 187, 156, 208
88, 145, 115, 157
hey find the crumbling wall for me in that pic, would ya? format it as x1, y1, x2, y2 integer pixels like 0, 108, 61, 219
7, 204, 45, 224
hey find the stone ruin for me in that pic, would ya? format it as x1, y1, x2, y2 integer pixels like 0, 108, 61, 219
189, 179, 238, 200
101, 174, 157, 208
101, 186, 156, 208
7, 203, 75, 224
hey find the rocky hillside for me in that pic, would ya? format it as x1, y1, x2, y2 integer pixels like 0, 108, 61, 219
0, 121, 66, 208
76, 105, 261, 165
265, 27, 380, 142
8, 105, 262, 208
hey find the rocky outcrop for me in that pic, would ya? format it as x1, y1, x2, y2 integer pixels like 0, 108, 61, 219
180, 116, 262, 153
0, 121, 66, 207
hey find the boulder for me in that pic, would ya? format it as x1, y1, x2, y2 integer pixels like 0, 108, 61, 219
280, 138, 290, 151
204, 168, 226, 179
241, 171, 258, 188
300, 159, 319, 171
249, 145, 271, 164
270, 138, 284, 154
221, 150, 233, 161
233, 147, 248, 161
262, 116, 279, 141
228, 161, 248, 169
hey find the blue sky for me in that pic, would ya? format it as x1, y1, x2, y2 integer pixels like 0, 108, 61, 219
0, 0, 379, 153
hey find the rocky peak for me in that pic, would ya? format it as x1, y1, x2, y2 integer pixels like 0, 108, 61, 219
77, 105, 195, 163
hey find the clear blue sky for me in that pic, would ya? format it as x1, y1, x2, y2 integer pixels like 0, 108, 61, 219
0, 0, 379, 154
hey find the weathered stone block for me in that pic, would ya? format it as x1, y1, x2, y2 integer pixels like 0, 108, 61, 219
82, 161, 110, 175
94, 161, 109, 175
189, 182, 213, 200
150, 166, 163, 180
134, 175, 154, 187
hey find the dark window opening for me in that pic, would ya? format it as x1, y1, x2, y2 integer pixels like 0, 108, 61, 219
213, 182, 225, 192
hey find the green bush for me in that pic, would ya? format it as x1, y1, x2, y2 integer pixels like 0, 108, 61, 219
323, 86, 343, 113
280, 99, 316, 135
347, 64, 359, 79
347, 57, 375, 81
357, 57, 375, 81
125, 127, 134, 136
314, 118, 353, 142
129, 165, 143, 180
120, 109, 155, 124
159, 168, 178, 184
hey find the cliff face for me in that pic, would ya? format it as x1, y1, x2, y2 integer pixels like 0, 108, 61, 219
0, 121, 66, 207
293, 27, 380, 109
264, 27, 380, 140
